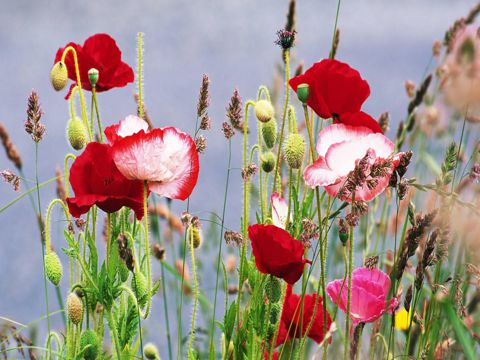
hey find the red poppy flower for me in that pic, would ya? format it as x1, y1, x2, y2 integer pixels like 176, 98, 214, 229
105, 115, 199, 200
289, 59, 382, 133
248, 224, 310, 284
54, 33, 134, 94
275, 284, 332, 346
66, 142, 145, 219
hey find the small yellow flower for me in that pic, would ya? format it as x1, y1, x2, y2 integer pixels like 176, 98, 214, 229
395, 307, 413, 331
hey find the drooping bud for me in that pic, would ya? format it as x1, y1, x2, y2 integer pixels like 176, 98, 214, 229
144, 343, 160, 359
264, 276, 282, 303
80, 330, 100, 360
254, 100, 275, 123
296, 83, 310, 103
67, 117, 87, 150
338, 219, 349, 246
284, 133, 305, 169
88, 68, 99, 88
261, 119, 277, 149
188, 225, 202, 249
67, 292, 83, 325
261, 152, 276, 173
45, 252, 63, 286
50, 61, 68, 91
132, 270, 148, 307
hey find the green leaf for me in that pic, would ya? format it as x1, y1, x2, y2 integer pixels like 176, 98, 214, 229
224, 300, 236, 342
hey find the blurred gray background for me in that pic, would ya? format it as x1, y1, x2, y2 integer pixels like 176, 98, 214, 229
0, 0, 478, 357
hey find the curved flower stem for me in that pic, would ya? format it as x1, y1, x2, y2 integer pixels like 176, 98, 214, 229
344, 193, 355, 360
64, 154, 76, 199
92, 87, 104, 142
256, 85, 271, 102
142, 181, 152, 318
235, 100, 255, 332
44, 199, 70, 254
188, 226, 199, 357
208, 139, 232, 357
61, 46, 92, 141
272, 50, 290, 197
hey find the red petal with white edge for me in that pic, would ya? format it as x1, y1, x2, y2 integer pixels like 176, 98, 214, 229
304, 156, 341, 188
104, 115, 149, 144
111, 126, 199, 200
325, 133, 394, 177
315, 123, 372, 158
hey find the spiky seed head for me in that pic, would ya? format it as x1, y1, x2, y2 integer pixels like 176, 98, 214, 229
296, 83, 310, 103
50, 61, 68, 91
45, 252, 63, 286
188, 226, 202, 249
143, 343, 159, 359
255, 100, 275, 123
67, 117, 87, 150
88, 68, 99, 87
67, 292, 83, 325
265, 276, 282, 303
80, 330, 99, 360
284, 133, 305, 169
132, 270, 148, 307
261, 119, 277, 149
261, 152, 276, 173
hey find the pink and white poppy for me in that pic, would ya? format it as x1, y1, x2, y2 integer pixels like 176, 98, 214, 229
105, 115, 199, 200
303, 123, 401, 202
326, 267, 398, 326
271, 192, 288, 229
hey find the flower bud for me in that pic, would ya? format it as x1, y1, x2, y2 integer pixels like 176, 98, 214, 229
264, 276, 282, 303
261, 119, 277, 149
132, 270, 148, 307
188, 226, 202, 249
67, 292, 83, 325
296, 83, 310, 103
50, 61, 68, 91
254, 100, 275, 123
143, 342, 160, 359
261, 152, 276, 173
67, 117, 87, 151
45, 252, 63, 286
88, 68, 99, 87
284, 133, 305, 169
80, 330, 99, 360
269, 303, 281, 324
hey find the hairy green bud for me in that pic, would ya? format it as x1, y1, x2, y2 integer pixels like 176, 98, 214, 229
261, 119, 277, 149
50, 61, 68, 91
80, 330, 99, 360
45, 252, 63, 286
255, 100, 275, 123
284, 133, 305, 169
261, 152, 276, 173
67, 117, 87, 151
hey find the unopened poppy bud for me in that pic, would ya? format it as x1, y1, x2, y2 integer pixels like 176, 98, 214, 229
188, 226, 202, 249
296, 83, 310, 103
255, 100, 275, 123
67, 117, 87, 150
88, 68, 99, 87
261, 119, 277, 149
45, 252, 63, 286
264, 276, 282, 303
338, 219, 349, 246
67, 292, 83, 325
261, 152, 276, 173
143, 342, 160, 359
270, 303, 281, 324
80, 329, 99, 360
284, 133, 305, 169
132, 271, 148, 307
50, 61, 68, 91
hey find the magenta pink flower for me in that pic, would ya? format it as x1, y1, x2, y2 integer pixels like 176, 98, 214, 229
105, 115, 199, 200
326, 267, 398, 326
271, 192, 288, 229
303, 123, 402, 202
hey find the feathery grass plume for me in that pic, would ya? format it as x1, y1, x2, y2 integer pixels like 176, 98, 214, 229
117, 234, 134, 272
346, 201, 368, 227
24, 90, 45, 143
226, 88, 246, 132
0, 123, 22, 169
300, 218, 316, 248
55, 166, 66, 203
134, 93, 153, 129
338, 149, 373, 199
330, 28, 341, 59
221, 121, 235, 139
294, 61, 304, 76
437, 141, 457, 186
152, 243, 166, 261
364, 255, 379, 269
197, 74, 210, 120
285, 0, 296, 33
405, 80, 416, 98
224, 230, 243, 247
0, 323, 37, 360
378, 112, 390, 133
444, 3, 480, 51
404, 285, 413, 312
241, 163, 258, 181
1, 170, 20, 192
195, 134, 207, 154
407, 74, 432, 116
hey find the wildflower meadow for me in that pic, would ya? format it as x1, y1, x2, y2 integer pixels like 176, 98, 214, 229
1, 1, 480, 359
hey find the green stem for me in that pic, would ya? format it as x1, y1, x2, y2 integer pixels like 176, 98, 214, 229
188, 226, 199, 357
142, 181, 152, 318
92, 87, 104, 142
344, 193, 355, 360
